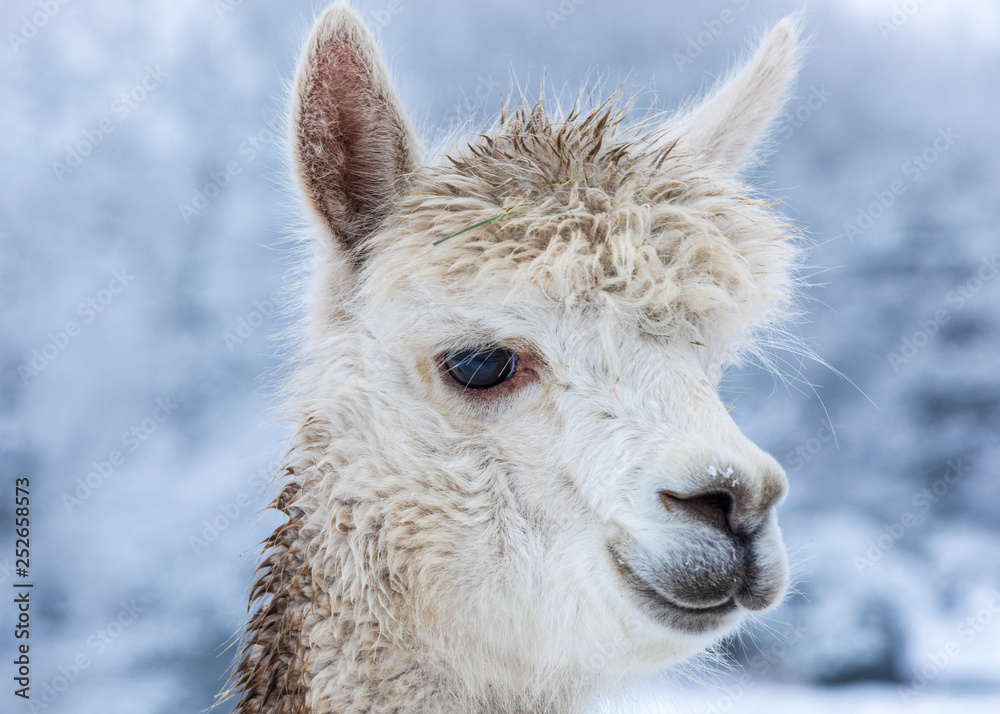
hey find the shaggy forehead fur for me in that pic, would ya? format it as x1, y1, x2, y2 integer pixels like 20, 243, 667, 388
366, 99, 800, 358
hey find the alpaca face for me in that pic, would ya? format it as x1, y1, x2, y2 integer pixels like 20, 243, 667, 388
344, 225, 790, 675
284, 2, 802, 698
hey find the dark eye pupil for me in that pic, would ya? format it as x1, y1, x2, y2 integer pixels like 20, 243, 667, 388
444, 348, 517, 389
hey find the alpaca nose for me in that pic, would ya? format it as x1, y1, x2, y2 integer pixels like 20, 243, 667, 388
660, 489, 735, 533
659, 463, 786, 536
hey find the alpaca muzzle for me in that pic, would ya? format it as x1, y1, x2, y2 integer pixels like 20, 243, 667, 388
612, 456, 789, 633
614, 504, 788, 634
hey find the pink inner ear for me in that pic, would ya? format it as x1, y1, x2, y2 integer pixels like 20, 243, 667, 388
295, 33, 415, 252
301, 41, 374, 226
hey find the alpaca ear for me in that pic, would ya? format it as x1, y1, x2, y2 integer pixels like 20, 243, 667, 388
674, 17, 801, 175
292, 2, 421, 254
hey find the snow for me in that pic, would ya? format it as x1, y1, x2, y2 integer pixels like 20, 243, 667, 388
1, 0, 998, 712
628, 683, 1000, 714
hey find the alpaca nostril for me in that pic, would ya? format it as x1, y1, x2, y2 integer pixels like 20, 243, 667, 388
660, 489, 735, 533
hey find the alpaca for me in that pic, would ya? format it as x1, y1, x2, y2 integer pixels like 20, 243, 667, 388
231, 4, 803, 712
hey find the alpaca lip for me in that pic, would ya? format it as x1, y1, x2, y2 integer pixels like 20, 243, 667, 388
657, 593, 736, 616
612, 550, 740, 633
632, 577, 738, 632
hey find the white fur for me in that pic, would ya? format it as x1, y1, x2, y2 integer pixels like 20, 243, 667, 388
232, 5, 805, 713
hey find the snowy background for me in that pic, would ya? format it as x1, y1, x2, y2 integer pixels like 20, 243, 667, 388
2, 0, 999, 712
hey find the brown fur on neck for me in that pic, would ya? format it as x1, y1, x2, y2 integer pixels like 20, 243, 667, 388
229, 476, 314, 714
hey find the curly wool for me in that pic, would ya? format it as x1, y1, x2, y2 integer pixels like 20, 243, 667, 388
368, 98, 801, 366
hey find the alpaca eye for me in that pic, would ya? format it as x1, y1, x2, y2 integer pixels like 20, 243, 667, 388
443, 348, 517, 389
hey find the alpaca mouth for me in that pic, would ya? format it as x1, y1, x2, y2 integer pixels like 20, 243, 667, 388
620, 563, 739, 633
635, 585, 737, 618
611, 546, 744, 634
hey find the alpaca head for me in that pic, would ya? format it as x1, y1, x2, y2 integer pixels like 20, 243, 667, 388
272, 2, 802, 705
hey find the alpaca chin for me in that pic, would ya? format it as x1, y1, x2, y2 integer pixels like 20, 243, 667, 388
610, 509, 789, 638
